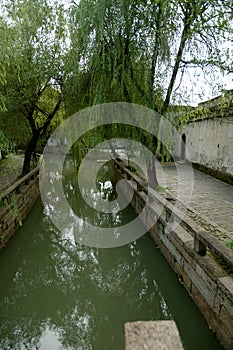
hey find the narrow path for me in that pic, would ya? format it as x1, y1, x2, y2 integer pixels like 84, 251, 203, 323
115, 151, 233, 242
159, 163, 233, 242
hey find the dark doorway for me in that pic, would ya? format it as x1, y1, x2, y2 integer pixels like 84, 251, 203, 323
181, 134, 186, 160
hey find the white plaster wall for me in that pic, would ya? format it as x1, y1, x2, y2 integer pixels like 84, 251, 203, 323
174, 117, 233, 176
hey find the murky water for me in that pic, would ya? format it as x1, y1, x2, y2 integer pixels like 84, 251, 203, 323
0, 160, 222, 349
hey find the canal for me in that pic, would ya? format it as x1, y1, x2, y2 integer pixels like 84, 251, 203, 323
0, 159, 222, 349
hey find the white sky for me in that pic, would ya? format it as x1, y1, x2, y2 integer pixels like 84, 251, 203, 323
174, 67, 232, 106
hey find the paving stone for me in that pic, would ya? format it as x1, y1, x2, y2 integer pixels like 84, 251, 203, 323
159, 164, 233, 241
125, 321, 184, 350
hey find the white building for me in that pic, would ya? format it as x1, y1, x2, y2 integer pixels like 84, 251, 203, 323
173, 90, 233, 178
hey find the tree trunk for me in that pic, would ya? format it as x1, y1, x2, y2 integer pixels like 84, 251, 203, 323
1, 150, 7, 159
146, 2, 162, 189
21, 98, 61, 176
22, 133, 39, 175
161, 13, 191, 115
148, 159, 158, 189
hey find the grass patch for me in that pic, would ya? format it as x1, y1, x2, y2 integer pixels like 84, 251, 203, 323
125, 165, 137, 173
193, 163, 233, 185
156, 184, 167, 192
211, 250, 233, 277
226, 240, 233, 251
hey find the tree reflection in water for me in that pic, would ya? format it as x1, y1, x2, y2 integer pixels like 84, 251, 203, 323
0, 162, 171, 350
0, 160, 222, 350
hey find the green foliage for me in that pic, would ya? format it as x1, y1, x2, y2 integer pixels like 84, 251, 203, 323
125, 165, 137, 173
67, 0, 232, 173
0, 0, 232, 176
0, 193, 22, 227
156, 184, 166, 193
0, 0, 69, 173
0, 112, 31, 150
226, 241, 233, 251
68, 0, 173, 109
0, 130, 12, 155
175, 90, 233, 127
69, 0, 232, 112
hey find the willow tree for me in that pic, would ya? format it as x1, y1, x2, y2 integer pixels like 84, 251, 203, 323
68, 0, 171, 107
67, 0, 171, 181
0, 0, 69, 174
68, 0, 232, 186
0, 18, 9, 114
161, 0, 232, 114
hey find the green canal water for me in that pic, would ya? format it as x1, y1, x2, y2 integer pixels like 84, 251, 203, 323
0, 160, 222, 349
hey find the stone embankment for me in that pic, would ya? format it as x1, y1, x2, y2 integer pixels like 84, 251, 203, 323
113, 159, 233, 350
0, 162, 41, 249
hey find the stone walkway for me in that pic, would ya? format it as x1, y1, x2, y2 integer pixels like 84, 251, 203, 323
0, 155, 24, 192
158, 163, 233, 243
115, 152, 233, 243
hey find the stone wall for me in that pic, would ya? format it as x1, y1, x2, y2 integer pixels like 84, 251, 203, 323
113, 159, 233, 350
173, 116, 233, 177
0, 169, 40, 250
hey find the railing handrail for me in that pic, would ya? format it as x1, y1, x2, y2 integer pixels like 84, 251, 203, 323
0, 156, 42, 201
113, 157, 233, 271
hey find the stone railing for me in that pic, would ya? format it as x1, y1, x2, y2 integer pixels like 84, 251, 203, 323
113, 157, 233, 350
0, 158, 42, 249
114, 158, 233, 271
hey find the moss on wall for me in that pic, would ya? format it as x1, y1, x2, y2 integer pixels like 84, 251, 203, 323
193, 162, 233, 185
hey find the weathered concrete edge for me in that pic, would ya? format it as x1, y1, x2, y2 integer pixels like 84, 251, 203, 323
125, 321, 184, 350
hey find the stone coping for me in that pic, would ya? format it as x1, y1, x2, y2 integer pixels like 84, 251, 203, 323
125, 321, 184, 350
